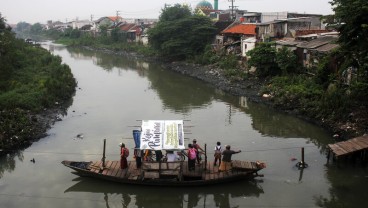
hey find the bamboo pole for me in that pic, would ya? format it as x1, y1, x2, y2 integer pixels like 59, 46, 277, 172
204, 144, 207, 171
102, 139, 106, 168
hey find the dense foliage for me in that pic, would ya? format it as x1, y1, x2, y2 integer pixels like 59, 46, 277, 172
246, 42, 279, 77
247, 43, 300, 77
246, 2, 368, 137
0, 14, 77, 150
147, 4, 217, 60
331, 0, 368, 81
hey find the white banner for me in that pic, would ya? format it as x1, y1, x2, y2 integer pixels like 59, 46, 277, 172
140, 120, 185, 150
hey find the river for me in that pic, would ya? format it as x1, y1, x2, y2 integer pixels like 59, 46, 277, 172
0, 42, 367, 208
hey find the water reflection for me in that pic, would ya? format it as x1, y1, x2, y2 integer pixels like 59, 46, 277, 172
66, 47, 149, 73
66, 46, 216, 113
147, 65, 215, 113
0, 151, 23, 178
314, 164, 368, 208
64, 178, 264, 208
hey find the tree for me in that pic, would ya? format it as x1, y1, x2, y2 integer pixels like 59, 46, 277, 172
0, 14, 17, 91
247, 42, 280, 77
330, 0, 368, 80
148, 4, 216, 60
15, 21, 31, 34
276, 47, 300, 75
159, 4, 191, 22
30, 23, 43, 35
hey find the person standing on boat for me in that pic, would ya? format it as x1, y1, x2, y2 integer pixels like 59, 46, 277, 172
192, 139, 203, 164
155, 150, 163, 162
119, 143, 129, 169
143, 149, 152, 161
187, 144, 197, 171
214, 141, 222, 166
219, 145, 241, 171
134, 148, 142, 169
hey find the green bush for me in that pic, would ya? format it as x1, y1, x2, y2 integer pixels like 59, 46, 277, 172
218, 54, 238, 70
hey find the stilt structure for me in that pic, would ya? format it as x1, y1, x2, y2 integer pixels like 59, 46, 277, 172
327, 135, 368, 162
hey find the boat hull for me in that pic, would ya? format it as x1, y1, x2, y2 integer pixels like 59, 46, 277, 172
62, 160, 264, 187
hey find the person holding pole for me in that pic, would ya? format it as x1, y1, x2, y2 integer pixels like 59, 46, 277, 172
219, 145, 241, 172
192, 139, 204, 164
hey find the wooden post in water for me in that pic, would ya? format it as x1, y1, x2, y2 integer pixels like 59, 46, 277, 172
326, 148, 331, 164
296, 147, 308, 169
204, 144, 207, 170
102, 139, 106, 168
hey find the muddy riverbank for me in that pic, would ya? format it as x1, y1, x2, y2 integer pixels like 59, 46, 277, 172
162, 61, 367, 140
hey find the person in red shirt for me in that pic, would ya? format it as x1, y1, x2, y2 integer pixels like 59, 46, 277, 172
192, 139, 204, 164
119, 143, 129, 169
187, 144, 197, 171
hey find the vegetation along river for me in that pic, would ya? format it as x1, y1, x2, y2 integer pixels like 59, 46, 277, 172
0, 42, 367, 208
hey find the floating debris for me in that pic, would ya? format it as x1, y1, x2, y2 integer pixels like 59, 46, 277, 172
74, 133, 84, 140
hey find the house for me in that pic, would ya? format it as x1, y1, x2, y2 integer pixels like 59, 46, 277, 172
295, 35, 338, 68
275, 38, 301, 51
71, 19, 93, 30
242, 12, 262, 23
256, 17, 322, 42
261, 12, 322, 28
118, 23, 140, 42
220, 23, 257, 57
94, 16, 123, 31
117, 22, 155, 44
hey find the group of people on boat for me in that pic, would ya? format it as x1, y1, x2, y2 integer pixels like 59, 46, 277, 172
119, 139, 241, 172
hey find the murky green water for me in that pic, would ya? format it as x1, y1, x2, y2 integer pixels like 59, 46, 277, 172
0, 43, 367, 208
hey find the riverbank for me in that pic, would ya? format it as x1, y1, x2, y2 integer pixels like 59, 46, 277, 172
0, 37, 76, 153
79, 45, 368, 140
162, 61, 368, 140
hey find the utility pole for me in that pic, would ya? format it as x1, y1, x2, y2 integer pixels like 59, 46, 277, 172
115, 10, 121, 25
90, 14, 94, 21
228, 0, 238, 20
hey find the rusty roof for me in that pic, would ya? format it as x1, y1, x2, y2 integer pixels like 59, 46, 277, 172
221, 24, 256, 35
119, 23, 137, 31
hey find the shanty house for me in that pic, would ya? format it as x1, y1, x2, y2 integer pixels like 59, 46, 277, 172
295, 35, 338, 69
220, 23, 257, 57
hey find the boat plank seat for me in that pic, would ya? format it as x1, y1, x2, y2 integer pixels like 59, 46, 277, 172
141, 162, 160, 171
89, 161, 103, 173
232, 160, 258, 171
140, 161, 182, 180
142, 171, 160, 179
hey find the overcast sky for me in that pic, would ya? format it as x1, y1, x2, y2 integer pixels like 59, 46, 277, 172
2, 0, 334, 24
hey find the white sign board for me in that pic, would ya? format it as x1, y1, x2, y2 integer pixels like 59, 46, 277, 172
140, 120, 185, 150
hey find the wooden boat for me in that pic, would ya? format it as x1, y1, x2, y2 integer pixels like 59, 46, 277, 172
62, 120, 265, 186
62, 159, 265, 186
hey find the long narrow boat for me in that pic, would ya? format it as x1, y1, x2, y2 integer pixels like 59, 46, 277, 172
62, 159, 264, 186
62, 120, 265, 186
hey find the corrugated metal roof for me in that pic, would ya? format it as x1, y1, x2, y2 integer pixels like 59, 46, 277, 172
313, 43, 339, 53
276, 38, 302, 46
221, 24, 256, 35
119, 23, 136, 31
297, 36, 337, 49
